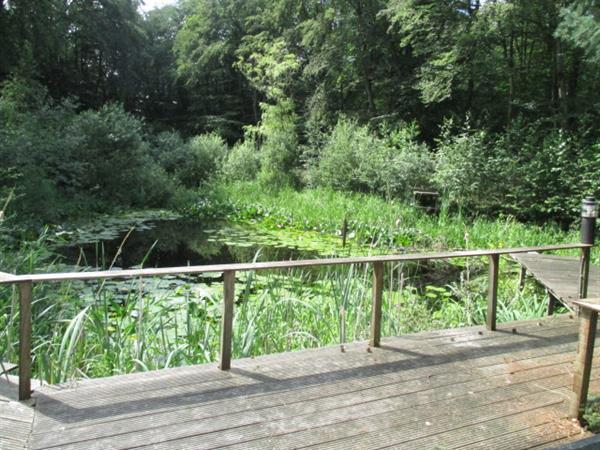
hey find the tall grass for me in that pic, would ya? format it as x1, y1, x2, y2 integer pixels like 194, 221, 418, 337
0, 182, 582, 384
1, 246, 553, 384
222, 181, 582, 253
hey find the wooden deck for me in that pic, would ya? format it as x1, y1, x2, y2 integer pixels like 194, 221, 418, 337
2, 314, 599, 449
512, 253, 600, 309
0, 376, 35, 450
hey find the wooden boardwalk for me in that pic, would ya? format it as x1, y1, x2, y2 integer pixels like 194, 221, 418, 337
0, 375, 35, 450
2, 314, 599, 449
512, 254, 600, 309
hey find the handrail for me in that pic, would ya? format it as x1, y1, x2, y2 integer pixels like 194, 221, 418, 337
0, 243, 591, 284
2, 241, 593, 402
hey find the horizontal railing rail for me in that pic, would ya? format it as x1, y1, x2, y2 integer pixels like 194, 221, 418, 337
0, 243, 591, 284
0, 242, 593, 402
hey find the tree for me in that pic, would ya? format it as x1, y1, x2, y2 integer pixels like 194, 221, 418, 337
557, 0, 600, 63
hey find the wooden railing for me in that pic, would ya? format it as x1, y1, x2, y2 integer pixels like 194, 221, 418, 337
0, 242, 592, 402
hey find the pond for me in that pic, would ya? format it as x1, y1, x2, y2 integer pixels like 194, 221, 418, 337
53, 211, 360, 270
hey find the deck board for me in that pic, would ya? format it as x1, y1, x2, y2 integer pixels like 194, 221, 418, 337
1, 314, 597, 449
511, 253, 600, 308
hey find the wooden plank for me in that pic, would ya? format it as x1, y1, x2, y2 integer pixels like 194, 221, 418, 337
31, 315, 580, 429
518, 265, 527, 291
0, 271, 17, 282
0, 243, 589, 285
31, 316, 584, 436
547, 289, 558, 316
32, 316, 579, 422
219, 270, 235, 371
369, 262, 383, 347
29, 360, 595, 449
511, 253, 600, 307
24, 314, 599, 450
487, 254, 499, 331
18, 282, 32, 401
0, 362, 17, 376
137, 389, 571, 450
580, 246, 592, 299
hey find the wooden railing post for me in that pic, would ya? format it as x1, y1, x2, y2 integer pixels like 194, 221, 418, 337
219, 270, 235, 370
370, 262, 384, 347
580, 246, 592, 299
570, 305, 598, 421
487, 254, 499, 331
18, 281, 33, 401
579, 197, 597, 299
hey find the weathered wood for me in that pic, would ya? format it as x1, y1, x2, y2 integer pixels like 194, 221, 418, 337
487, 254, 499, 331
511, 252, 600, 308
518, 266, 527, 291
580, 246, 592, 299
569, 305, 597, 421
547, 289, 557, 316
0, 243, 589, 285
219, 270, 235, 371
0, 271, 17, 282
18, 281, 32, 401
370, 262, 384, 348
0, 362, 17, 376
19, 314, 599, 450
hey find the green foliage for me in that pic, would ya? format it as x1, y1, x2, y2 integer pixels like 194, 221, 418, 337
177, 133, 229, 188
223, 181, 578, 252
310, 119, 434, 199
222, 141, 261, 182
434, 119, 600, 223
433, 121, 499, 212
235, 33, 300, 101
491, 123, 600, 223
0, 77, 195, 222
249, 99, 299, 188
557, 0, 600, 63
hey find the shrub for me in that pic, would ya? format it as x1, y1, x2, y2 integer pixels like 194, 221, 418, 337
0, 78, 188, 222
492, 122, 600, 223
434, 121, 512, 212
251, 99, 299, 188
380, 122, 435, 197
176, 133, 228, 188
311, 119, 434, 199
222, 141, 260, 181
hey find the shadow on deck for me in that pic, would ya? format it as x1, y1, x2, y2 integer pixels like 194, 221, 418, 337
0, 314, 594, 449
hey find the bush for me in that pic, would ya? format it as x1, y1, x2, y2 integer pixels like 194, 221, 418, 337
222, 141, 260, 181
310, 118, 434, 199
433, 120, 501, 212
0, 77, 189, 222
434, 119, 600, 224
176, 133, 228, 188
380, 122, 435, 197
253, 99, 299, 187
492, 122, 600, 223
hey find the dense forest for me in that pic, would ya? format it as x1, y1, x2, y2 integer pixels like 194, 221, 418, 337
1, 0, 600, 226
